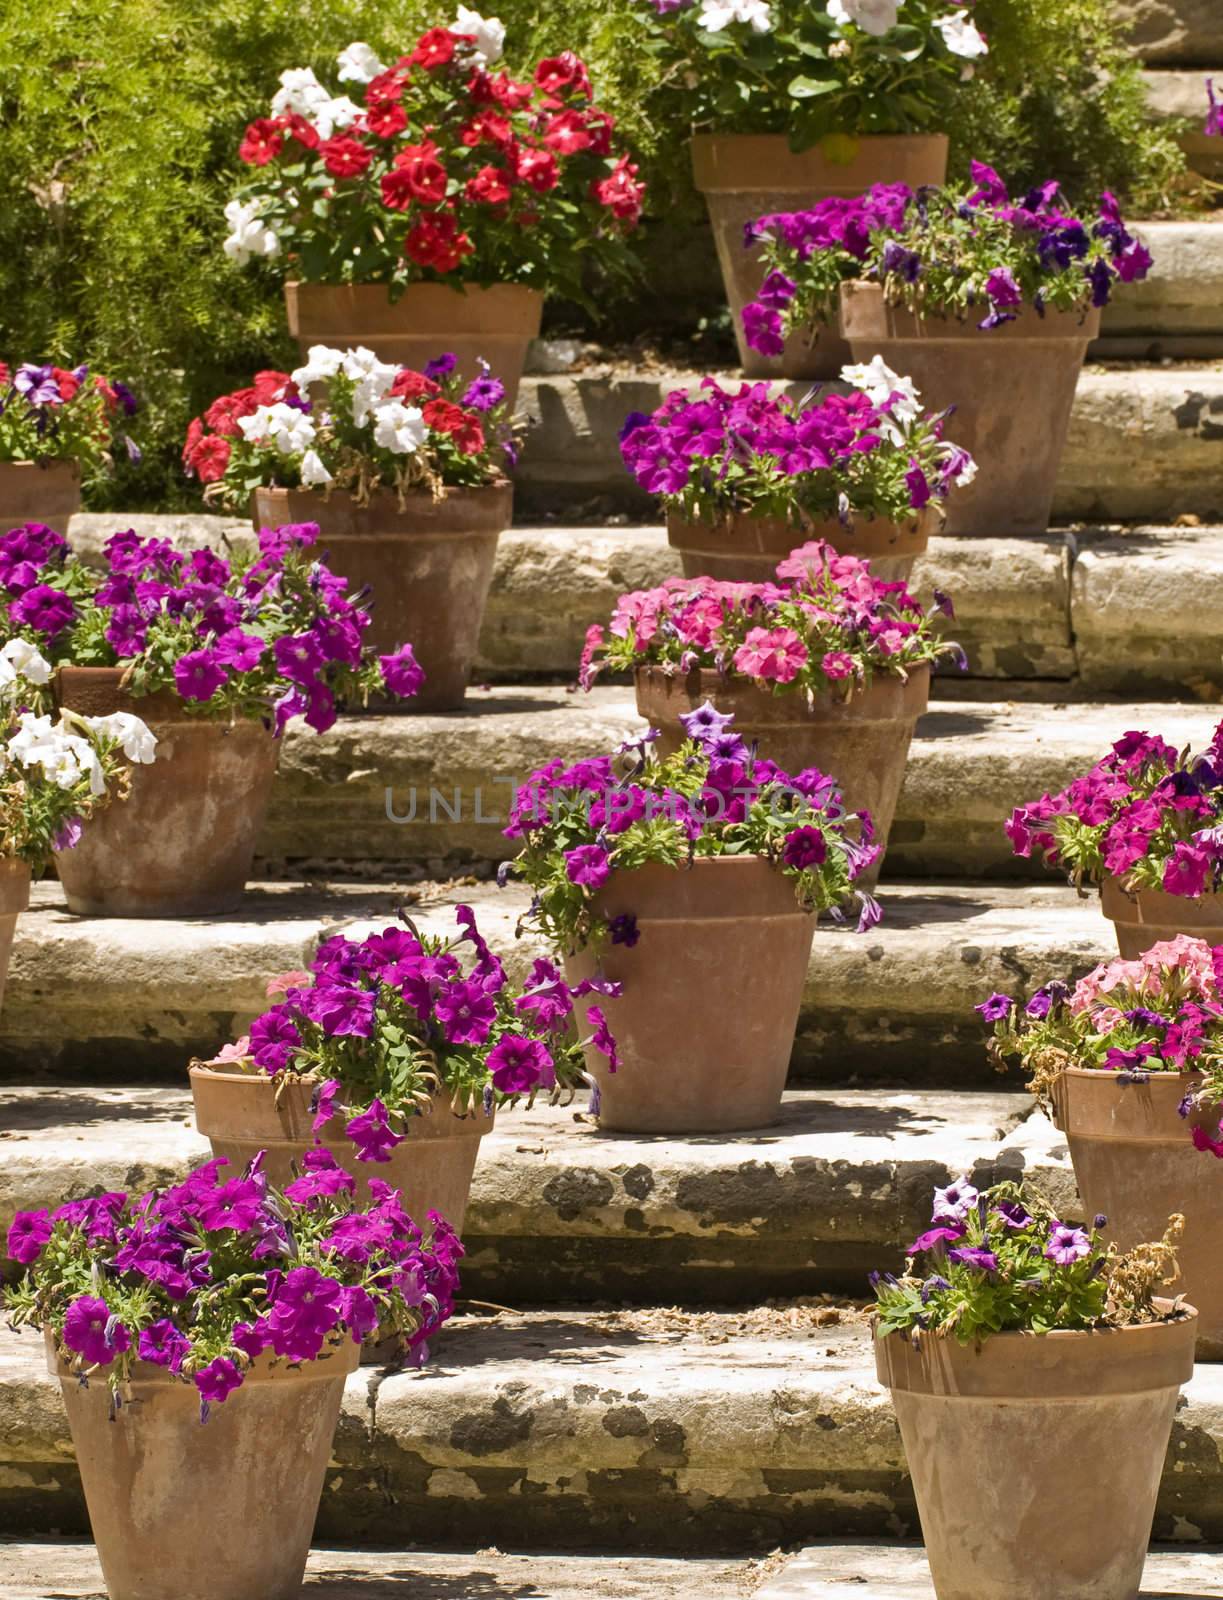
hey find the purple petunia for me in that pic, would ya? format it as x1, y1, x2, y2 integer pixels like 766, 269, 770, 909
486, 1033, 554, 1095
379, 643, 426, 700
1045, 1222, 1091, 1266
564, 843, 612, 889
174, 648, 228, 702
62, 1295, 131, 1367
345, 1097, 405, 1163
6, 1210, 51, 1265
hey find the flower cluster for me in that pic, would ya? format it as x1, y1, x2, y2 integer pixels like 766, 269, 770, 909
981, 936, 1223, 1159
184, 349, 517, 513
0, 361, 138, 477
0, 636, 156, 864
0, 521, 424, 734
580, 538, 959, 699
742, 164, 1153, 353
504, 713, 881, 954
619, 360, 976, 525
638, 0, 985, 150
4, 1155, 463, 1413
218, 905, 609, 1157
1005, 722, 1223, 899
872, 1178, 1183, 1341
224, 22, 644, 300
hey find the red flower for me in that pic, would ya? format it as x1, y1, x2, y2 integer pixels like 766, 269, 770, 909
182, 416, 204, 468
535, 53, 592, 100
409, 28, 460, 69
512, 146, 559, 193
50, 367, 80, 402
320, 136, 372, 179
188, 435, 232, 484
543, 110, 593, 155
594, 156, 645, 225
586, 108, 616, 157
423, 399, 484, 454
460, 110, 512, 149
204, 387, 259, 436
382, 142, 448, 209
281, 113, 320, 150
0, 362, 10, 388
366, 67, 409, 105
390, 369, 441, 401
465, 164, 512, 205
486, 72, 534, 112
239, 117, 284, 166
364, 102, 408, 140
251, 370, 294, 404
404, 211, 474, 273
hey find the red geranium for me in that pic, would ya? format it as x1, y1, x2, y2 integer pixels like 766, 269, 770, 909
535, 53, 592, 100
543, 111, 593, 155
382, 141, 449, 209
461, 110, 513, 150
466, 165, 513, 206
405, 211, 474, 273
240, 118, 285, 166
281, 113, 320, 151
409, 28, 460, 70
512, 146, 559, 193
594, 157, 646, 224
320, 137, 373, 179
365, 102, 409, 140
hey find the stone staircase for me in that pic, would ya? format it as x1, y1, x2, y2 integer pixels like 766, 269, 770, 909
5, 19, 1223, 1592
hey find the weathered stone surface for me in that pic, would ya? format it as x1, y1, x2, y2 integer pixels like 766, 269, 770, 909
1143, 71, 1223, 179
1119, 0, 1223, 63
1073, 526, 1223, 696
1096, 222, 1223, 357
68, 510, 253, 560
0, 1085, 1036, 1300
3, 1317, 1220, 1548
0, 881, 1119, 1083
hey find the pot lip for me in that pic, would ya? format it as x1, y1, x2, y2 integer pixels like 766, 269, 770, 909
876, 1301, 1196, 1351
634, 660, 933, 698
1059, 1064, 1200, 1083
1100, 873, 1222, 914
52, 665, 275, 732
44, 1324, 361, 1384
284, 277, 545, 306
840, 277, 1102, 336
188, 1060, 494, 1126
662, 503, 935, 537
254, 480, 514, 508
0, 457, 81, 475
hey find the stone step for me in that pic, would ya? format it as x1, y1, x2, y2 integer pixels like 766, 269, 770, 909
1120, 0, 1222, 66
0, 1084, 1060, 1302
2, 1312, 1219, 1550
0, 880, 1120, 1084
1095, 220, 1223, 358
1144, 70, 1223, 179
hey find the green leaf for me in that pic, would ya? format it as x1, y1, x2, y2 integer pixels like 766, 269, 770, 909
788, 73, 840, 100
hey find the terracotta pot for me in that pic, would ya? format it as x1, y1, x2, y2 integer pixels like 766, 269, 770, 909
563, 857, 814, 1133
49, 1329, 359, 1600
840, 281, 1100, 537
252, 484, 511, 712
691, 133, 949, 379
1053, 1066, 1223, 1358
189, 1063, 494, 1234
0, 857, 31, 1016
283, 280, 543, 411
0, 460, 81, 535
665, 505, 935, 587
1101, 874, 1223, 959
876, 1307, 1197, 1600
53, 669, 278, 917
636, 664, 929, 881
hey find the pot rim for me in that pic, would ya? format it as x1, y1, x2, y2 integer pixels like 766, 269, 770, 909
0, 458, 82, 475
188, 1059, 490, 1123
840, 278, 1102, 339
45, 1324, 361, 1384
254, 481, 513, 507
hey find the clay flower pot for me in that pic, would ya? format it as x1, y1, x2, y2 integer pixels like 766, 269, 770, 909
253, 484, 511, 712
283, 281, 543, 410
0, 857, 31, 1015
189, 1062, 494, 1234
49, 1329, 359, 1600
876, 1307, 1197, 1600
665, 505, 936, 588
53, 668, 278, 918
636, 663, 929, 880
1101, 874, 1223, 959
840, 281, 1100, 537
691, 133, 949, 380
564, 856, 814, 1133
0, 460, 81, 535
1053, 1066, 1223, 1358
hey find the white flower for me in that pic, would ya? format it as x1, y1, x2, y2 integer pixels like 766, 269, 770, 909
827, 0, 902, 37
291, 344, 347, 389
0, 638, 52, 688
935, 10, 988, 57
452, 7, 506, 66
299, 448, 334, 487
698, 0, 772, 30
312, 95, 362, 140
841, 355, 922, 424
85, 712, 158, 766
237, 402, 317, 456
7, 716, 104, 796
941, 444, 979, 486
372, 401, 427, 455
222, 198, 279, 266
342, 349, 401, 425
270, 67, 331, 119
336, 41, 387, 83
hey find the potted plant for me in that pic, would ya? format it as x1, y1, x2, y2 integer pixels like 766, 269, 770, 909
4, 1156, 461, 1600
0, 623, 156, 1007
873, 1178, 1194, 1600
1006, 720, 1223, 956
0, 361, 139, 533
617, 360, 976, 584
0, 520, 423, 917
186, 350, 517, 710
983, 937, 1223, 1357
747, 163, 1152, 534
191, 904, 599, 1235
223, 23, 645, 406
636, 0, 986, 377
503, 716, 879, 1133
581, 539, 958, 875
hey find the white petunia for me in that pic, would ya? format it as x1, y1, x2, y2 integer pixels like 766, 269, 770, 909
270, 67, 331, 119
299, 448, 334, 487
935, 10, 988, 56
0, 637, 52, 688
698, 0, 772, 30
222, 198, 279, 266
827, 0, 902, 37
7, 717, 104, 796
343, 349, 401, 425
312, 95, 362, 140
336, 41, 388, 83
452, 7, 506, 66
291, 344, 347, 389
841, 355, 922, 424
85, 712, 158, 766
238, 402, 317, 456
372, 401, 428, 455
